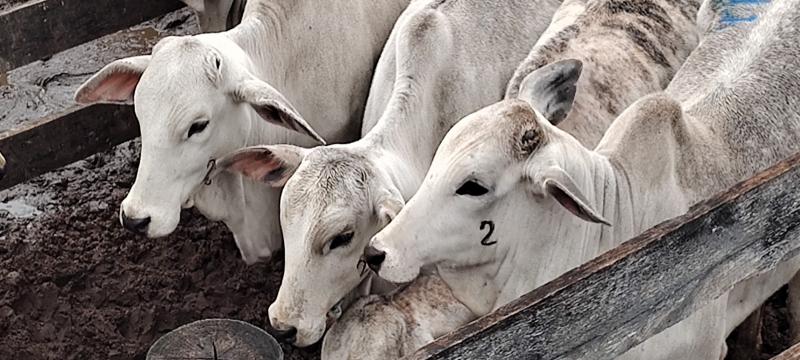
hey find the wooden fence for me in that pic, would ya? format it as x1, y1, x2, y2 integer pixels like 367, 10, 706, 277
774, 342, 800, 360
0, 0, 183, 72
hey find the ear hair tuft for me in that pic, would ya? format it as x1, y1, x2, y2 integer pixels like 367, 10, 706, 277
520, 128, 542, 155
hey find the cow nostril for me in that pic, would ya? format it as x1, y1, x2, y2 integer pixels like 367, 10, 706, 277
121, 212, 151, 235
271, 325, 297, 343
363, 246, 386, 272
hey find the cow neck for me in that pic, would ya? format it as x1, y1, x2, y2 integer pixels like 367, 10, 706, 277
224, 1, 304, 86
365, 144, 425, 202
600, 146, 691, 246
591, 154, 638, 252
495, 152, 624, 311
360, 77, 443, 200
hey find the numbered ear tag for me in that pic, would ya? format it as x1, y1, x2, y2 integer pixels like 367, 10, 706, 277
480, 220, 497, 246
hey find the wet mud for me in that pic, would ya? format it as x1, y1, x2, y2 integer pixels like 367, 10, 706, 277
0, 140, 320, 360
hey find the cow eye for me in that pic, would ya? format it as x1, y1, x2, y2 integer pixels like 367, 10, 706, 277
456, 180, 489, 196
188, 120, 209, 138
329, 232, 354, 251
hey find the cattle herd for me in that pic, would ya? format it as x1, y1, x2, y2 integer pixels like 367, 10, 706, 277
66, 0, 800, 358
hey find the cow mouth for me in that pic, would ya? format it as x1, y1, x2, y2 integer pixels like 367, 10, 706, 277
327, 298, 345, 320
325, 298, 345, 327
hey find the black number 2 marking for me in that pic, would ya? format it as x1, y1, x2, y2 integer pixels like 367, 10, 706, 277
356, 258, 369, 277
480, 220, 496, 246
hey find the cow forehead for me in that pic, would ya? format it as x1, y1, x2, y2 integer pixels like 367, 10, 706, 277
439, 99, 541, 164
283, 148, 374, 223
141, 38, 219, 93
135, 40, 223, 126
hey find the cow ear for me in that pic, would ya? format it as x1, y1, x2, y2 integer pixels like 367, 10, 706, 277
535, 166, 610, 225
216, 145, 309, 187
518, 59, 582, 126
375, 191, 405, 226
234, 79, 326, 144
74, 56, 151, 105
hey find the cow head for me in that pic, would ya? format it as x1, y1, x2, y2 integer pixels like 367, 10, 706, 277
75, 34, 323, 245
367, 60, 610, 285
215, 142, 403, 346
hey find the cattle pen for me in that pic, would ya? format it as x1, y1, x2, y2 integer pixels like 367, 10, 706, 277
1, 1, 799, 360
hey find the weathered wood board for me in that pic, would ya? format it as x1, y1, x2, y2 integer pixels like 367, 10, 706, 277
0, 0, 184, 72
772, 342, 800, 360
411, 151, 800, 360
0, 8, 198, 190
0, 104, 138, 188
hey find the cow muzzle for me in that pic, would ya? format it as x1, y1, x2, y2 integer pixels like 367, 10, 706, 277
120, 209, 151, 235
362, 246, 386, 272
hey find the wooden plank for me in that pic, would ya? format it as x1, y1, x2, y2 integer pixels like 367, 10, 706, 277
772, 342, 800, 360
0, 0, 184, 72
412, 151, 800, 360
0, 104, 138, 189
0, 8, 196, 190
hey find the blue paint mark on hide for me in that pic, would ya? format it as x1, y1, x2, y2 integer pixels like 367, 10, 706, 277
714, 0, 771, 28
720, 13, 758, 24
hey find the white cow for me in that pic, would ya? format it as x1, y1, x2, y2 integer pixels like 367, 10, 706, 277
321, 274, 473, 360
180, 0, 247, 32
504, 0, 700, 148
74, 0, 410, 264
368, 0, 800, 357
214, 0, 562, 346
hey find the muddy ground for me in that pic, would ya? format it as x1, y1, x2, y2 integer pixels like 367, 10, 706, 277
0, 140, 319, 360
0, 137, 792, 360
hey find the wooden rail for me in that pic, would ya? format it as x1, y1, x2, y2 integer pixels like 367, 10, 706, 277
411, 151, 800, 360
773, 342, 800, 360
0, 0, 184, 72
0, 105, 139, 187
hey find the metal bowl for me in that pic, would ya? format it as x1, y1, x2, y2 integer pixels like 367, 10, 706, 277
147, 319, 283, 360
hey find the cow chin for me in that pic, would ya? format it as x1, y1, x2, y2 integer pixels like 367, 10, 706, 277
146, 217, 181, 238
295, 323, 326, 347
